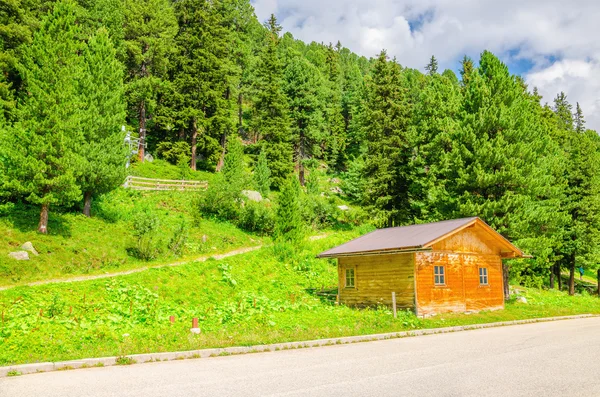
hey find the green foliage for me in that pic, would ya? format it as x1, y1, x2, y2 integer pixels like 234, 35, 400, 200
156, 141, 191, 166
130, 208, 162, 261
168, 219, 188, 257
222, 138, 245, 191
237, 201, 275, 234
78, 27, 127, 208
254, 149, 271, 196
5, 1, 85, 232
275, 176, 304, 245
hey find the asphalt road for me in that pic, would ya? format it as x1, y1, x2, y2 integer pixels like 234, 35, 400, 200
3, 317, 600, 397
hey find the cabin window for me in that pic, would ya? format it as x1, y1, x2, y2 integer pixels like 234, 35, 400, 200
345, 268, 355, 288
434, 265, 445, 285
479, 267, 489, 285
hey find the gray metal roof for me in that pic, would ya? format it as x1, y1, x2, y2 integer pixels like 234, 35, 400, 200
318, 217, 480, 258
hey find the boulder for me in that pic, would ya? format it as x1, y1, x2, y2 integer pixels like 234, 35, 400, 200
517, 296, 528, 304
8, 251, 29, 261
144, 153, 154, 162
330, 186, 344, 195
337, 205, 350, 211
242, 190, 263, 202
21, 241, 38, 256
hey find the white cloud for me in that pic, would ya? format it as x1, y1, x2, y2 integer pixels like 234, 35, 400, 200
251, 0, 600, 131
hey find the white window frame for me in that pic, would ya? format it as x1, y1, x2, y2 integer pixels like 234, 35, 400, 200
479, 267, 489, 285
345, 267, 355, 288
434, 265, 445, 286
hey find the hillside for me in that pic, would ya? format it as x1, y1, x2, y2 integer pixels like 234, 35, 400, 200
0, 161, 262, 287
3, 230, 600, 366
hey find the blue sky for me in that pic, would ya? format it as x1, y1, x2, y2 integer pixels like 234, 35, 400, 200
252, 0, 600, 131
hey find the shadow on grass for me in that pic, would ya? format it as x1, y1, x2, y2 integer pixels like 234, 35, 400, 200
4, 204, 73, 238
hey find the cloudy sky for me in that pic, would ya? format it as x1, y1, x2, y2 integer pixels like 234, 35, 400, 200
251, 0, 600, 131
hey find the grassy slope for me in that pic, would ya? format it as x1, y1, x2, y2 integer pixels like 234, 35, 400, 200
2, 229, 600, 366
0, 162, 264, 287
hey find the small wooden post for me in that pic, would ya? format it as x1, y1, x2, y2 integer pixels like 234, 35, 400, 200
192, 317, 199, 329
392, 292, 397, 318
169, 315, 175, 324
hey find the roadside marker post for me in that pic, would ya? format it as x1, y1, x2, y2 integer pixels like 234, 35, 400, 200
392, 292, 397, 318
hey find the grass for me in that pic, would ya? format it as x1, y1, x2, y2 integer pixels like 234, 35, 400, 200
1, 229, 600, 367
0, 188, 264, 287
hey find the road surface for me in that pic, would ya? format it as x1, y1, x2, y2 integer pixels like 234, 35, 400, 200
3, 317, 600, 397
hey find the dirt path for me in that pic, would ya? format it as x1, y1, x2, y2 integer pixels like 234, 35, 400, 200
0, 245, 262, 292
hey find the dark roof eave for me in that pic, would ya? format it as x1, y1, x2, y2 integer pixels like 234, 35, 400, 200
317, 246, 430, 259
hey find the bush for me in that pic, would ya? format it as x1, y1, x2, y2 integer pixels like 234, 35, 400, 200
238, 201, 275, 234
156, 141, 191, 166
198, 175, 241, 222
130, 209, 162, 261
168, 220, 188, 257
302, 195, 338, 230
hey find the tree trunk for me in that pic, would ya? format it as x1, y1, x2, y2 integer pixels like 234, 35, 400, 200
298, 130, 305, 186
191, 118, 198, 171
502, 262, 510, 300
83, 191, 92, 217
568, 253, 576, 296
556, 265, 562, 291
38, 204, 49, 234
550, 265, 555, 289
138, 100, 146, 162
238, 92, 243, 134
597, 269, 600, 297
215, 133, 226, 172
178, 127, 185, 141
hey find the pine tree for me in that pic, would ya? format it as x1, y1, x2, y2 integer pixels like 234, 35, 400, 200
361, 51, 413, 227
275, 176, 303, 245
123, 0, 177, 161
251, 14, 293, 188
553, 92, 573, 131
574, 102, 585, 133
425, 55, 438, 75
323, 43, 347, 171
171, 0, 236, 171
7, 0, 84, 233
78, 27, 127, 217
440, 51, 559, 298
283, 50, 324, 186
222, 136, 244, 192
254, 148, 271, 197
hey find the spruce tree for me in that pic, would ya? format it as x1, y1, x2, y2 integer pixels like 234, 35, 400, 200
425, 55, 438, 75
222, 136, 244, 192
123, 0, 177, 161
254, 148, 271, 197
7, 0, 84, 233
283, 50, 324, 186
171, 0, 236, 171
574, 102, 585, 133
275, 176, 303, 245
251, 14, 293, 188
361, 51, 413, 227
323, 43, 347, 170
78, 27, 127, 217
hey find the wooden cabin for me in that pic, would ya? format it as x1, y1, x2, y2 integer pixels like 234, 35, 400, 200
317, 217, 524, 316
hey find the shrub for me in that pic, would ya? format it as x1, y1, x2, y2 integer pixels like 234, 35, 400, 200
238, 200, 275, 234
302, 195, 338, 230
275, 177, 304, 245
168, 220, 188, 257
156, 141, 191, 166
130, 209, 162, 261
341, 157, 365, 201
198, 175, 241, 222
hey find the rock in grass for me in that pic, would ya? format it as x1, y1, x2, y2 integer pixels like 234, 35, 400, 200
9, 251, 29, 261
517, 296, 528, 304
242, 190, 263, 202
21, 241, 38, 256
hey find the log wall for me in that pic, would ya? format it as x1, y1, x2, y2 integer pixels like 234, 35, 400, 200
338, 253, 415, 308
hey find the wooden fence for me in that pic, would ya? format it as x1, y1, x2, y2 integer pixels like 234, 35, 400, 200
124, 176, 208, 191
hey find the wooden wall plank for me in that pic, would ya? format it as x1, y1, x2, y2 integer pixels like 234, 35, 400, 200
338, 254, 415, 308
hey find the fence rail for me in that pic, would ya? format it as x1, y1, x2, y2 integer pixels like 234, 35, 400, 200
124, 176, 208, 191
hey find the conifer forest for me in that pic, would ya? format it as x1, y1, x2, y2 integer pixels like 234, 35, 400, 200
1, 0, 599, 298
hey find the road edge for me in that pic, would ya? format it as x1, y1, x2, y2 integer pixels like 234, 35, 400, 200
1, 313, 595, 378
